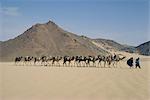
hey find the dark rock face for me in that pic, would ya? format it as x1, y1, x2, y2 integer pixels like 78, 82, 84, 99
136, 41, 150, 56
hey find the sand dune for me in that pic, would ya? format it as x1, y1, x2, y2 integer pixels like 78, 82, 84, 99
1, 53, 150, 100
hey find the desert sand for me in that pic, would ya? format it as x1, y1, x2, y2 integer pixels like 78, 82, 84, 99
0, 52, 150, 100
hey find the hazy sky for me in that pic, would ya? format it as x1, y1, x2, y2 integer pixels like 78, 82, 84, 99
0, 0, 149, 46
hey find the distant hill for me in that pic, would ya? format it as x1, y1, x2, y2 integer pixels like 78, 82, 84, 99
0, 21, 108, 61
93, 38, 126, 51
136, 41, 150, 56
92, 39, 150, 55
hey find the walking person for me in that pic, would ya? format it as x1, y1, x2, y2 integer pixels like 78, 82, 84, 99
135, 57, 141, 69
127, 57, 133, 68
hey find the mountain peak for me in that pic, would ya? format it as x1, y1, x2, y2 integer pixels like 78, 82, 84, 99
30, 20, 58, 29
46, 20, 57, 26
47, 20, 55, 24
25, 20, 59, 33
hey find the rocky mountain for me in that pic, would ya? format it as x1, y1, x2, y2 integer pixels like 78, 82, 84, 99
0, 21, 108, 61
136, 41, 150, 56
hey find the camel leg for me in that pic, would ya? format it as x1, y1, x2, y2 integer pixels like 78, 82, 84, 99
78, 61, 81, 67
74, 61, 76, 67
104, 61, 106, 68
108, 61, 111, 68
99, 61, 102, 67
63, 61, 67, 67
76, 62, 79, 67
86, 62, 89, 67
114, 62, 117, 68
58, 62, 60, 67
70, 61, 72, 67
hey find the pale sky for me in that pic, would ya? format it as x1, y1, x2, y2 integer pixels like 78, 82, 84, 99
0, 0, 149, 46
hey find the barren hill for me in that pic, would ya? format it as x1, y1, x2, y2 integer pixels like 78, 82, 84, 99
93, 38, 125, 51
93, 38, 136, 53
136, 41, 150, 56
0, 21, 108, 61
93, 38, 150, 55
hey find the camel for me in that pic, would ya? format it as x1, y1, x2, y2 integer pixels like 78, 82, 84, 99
34, 56, 47, 66
24, 56, 34, 65
63, 56, 75, 67
97, 55, 113, 68
111, 54, 126, 67
86, 56, 99, 67
74, 56, 80, 66
97, 55, 109, 67
106, 55, 112, 67
45, 56, 53, 66
97, 55, 105, 67
76, 56, 88, 67
75, 56, 100, 67
51, 56, 62, 66
34, 57, 41, 65
40, 56, 47, 66
15, 56, 23, 65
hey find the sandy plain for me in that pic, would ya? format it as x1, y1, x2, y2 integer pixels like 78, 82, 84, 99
0, 52, 150, 100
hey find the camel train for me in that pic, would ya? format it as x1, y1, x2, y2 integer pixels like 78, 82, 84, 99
15, 53, 126, 68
